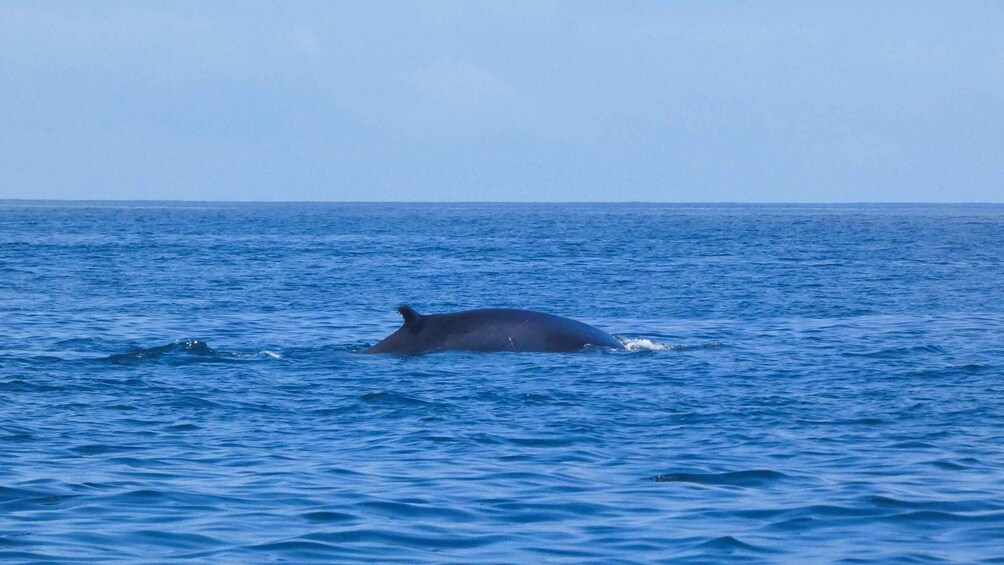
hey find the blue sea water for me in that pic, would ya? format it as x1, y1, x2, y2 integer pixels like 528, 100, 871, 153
2, 201, 1004, 564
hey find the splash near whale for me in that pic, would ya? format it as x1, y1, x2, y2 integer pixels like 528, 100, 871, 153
365, 306, 623, 354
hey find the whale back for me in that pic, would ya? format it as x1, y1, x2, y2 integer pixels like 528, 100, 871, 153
364, 306, 622, 354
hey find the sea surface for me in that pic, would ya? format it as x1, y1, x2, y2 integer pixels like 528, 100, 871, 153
2, 201, 1004, 564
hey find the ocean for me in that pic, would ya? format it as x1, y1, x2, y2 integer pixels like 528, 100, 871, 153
2, 201, 1003, 563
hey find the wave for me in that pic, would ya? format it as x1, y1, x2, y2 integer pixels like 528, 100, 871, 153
102, 339, 282, 365
651, 469, 789, 487
617, 337, 723, 352
688, 535, 777, 554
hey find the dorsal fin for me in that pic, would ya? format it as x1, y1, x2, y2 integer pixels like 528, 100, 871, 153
397, 305, 423, 328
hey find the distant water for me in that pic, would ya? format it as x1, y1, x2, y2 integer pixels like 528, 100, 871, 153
2, 201, 1004, 563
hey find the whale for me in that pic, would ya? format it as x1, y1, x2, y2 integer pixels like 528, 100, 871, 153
364, 306, 623, 354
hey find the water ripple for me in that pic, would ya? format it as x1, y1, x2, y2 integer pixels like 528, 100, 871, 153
650, 469, 790, 487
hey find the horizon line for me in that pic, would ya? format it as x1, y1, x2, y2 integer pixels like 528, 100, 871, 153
1, 198, 1002, 206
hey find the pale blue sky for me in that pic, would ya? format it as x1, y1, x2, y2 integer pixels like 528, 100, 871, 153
1, 1, 1001, 202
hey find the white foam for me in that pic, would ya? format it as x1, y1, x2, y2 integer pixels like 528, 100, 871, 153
618, 338, 676, 352
616, 338, 723, 352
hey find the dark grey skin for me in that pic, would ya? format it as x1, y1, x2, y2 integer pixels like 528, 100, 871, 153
365, 306, 623, 354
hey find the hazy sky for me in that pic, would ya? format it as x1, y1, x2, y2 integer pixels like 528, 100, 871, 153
1, 1, 1001, 202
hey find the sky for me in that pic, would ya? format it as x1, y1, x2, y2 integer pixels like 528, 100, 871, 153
1, 1, 1001, 202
